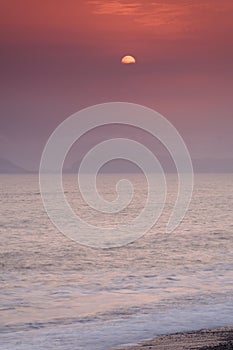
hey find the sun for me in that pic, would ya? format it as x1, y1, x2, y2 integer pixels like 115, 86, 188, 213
121, 55, 136, 64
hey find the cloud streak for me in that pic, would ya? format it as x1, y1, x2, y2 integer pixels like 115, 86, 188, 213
89, 0, 141, 15
88, 0, 233, 36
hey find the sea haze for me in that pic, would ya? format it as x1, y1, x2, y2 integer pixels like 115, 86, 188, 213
0, 173, 233, 350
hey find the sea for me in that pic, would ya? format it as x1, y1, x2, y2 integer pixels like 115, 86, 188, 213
0, 173, 233, 350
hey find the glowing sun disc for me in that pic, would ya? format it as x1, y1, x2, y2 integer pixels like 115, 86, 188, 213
121, 55, 136, 64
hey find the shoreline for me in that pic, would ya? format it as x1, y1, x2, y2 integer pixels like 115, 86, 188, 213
113, 326, 233, 350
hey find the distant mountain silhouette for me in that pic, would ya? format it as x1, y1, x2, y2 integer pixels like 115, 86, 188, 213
0, 158, 30, 173
2, 157, 231, 174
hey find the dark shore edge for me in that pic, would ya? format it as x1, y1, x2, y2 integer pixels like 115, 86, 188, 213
112, 326, 233, 350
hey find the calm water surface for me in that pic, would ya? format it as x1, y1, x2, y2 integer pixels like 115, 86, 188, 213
0, 174, 233, 349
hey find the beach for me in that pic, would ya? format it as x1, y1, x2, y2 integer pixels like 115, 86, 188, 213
114, 327, 233, 350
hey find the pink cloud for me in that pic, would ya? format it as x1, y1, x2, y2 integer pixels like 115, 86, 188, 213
88, 0, 233, 37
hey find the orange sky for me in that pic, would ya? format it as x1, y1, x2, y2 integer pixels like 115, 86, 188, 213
0, 0, 233, 170
1, 0, 233, 53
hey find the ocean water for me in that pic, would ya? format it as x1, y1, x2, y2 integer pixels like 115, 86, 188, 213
0, 173, 233, 350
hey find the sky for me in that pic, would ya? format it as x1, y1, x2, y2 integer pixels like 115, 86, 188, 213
0, 0, 233, 171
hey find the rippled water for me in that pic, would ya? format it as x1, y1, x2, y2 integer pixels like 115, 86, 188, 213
0, 174, 233, 349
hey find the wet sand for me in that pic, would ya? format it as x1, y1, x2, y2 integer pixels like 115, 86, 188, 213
113, 327, 233, 350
